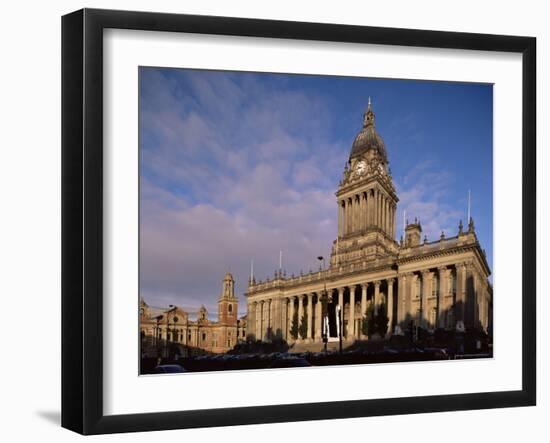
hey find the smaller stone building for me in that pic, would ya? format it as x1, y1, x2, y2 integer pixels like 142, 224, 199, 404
140, 273, 247, 356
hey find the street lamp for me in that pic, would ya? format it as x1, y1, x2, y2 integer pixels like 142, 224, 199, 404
317, 256, 329, 353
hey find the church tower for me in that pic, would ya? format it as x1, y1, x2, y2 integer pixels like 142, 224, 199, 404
218, 272, 238, 325
331, 99, 399, 266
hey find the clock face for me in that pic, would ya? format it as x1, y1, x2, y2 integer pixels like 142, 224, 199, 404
355, 161, 366, 175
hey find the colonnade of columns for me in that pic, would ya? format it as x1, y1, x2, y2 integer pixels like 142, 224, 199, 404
395, 262, 489, 332
248, 278, 396, 343
248, 262, 491, 343
338, 188, 396, 238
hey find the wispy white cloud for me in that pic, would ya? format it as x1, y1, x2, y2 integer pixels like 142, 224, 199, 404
139, 69, 342, 312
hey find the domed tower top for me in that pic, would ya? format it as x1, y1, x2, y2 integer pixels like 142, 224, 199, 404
349, 98, 388, 162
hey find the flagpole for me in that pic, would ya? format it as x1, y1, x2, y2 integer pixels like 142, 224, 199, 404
467, 189, 471, 221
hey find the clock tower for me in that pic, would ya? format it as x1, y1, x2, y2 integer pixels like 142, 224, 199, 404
218, 272, 238, 326
331, 99, 399, 266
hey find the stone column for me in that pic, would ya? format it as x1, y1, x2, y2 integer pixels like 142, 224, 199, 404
382, 194, 388, 233
359, 192, 367, 230
369, 190, 374, 228
248, 302, 255, 340
257, 302, 262, 341
361, 283, 368, 320
346, 198, 353, 234
338, 201, 343, 238
267, 299, 273, 339
338, 287, 344, 338
388, 200, 391, 235
456, 262, 467, 325
307, 293, 313, 341
373, 280, 381, 315
467, 262, 477, 329
360, 283, 368, 338
355, 195, 360, 233
350, 200, 354, 235
349, 285, 356, 339
387, 278, 395, 335
391, 204, 395, 239
351, 198, 355, 233
345, 200, 349, 235
288, 297, 295, 340
390, 201, 393, 235
421, 270, 430, 327
357, 194, 362, 232
437, 267, 448, 328
368, 190, 373, 226
355, 195, 360, 232
315, 294, 322, 341
376, 190, 382, 228
281, 298, 288, 340
373, 190, 377, 228
297, 295, 304, 341
386, 199, 391, 236
397, 273, 411, 326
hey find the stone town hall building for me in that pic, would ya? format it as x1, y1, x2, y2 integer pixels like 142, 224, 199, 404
140, 272, 247, 355
246, 101, 493, 345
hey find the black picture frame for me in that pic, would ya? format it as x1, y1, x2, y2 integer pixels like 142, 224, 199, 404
62, 8, 536, 435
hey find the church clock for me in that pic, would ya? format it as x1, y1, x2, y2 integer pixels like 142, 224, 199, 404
354, 160, 366, 176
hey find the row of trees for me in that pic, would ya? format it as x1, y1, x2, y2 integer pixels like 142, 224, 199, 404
288, 303, 389, 340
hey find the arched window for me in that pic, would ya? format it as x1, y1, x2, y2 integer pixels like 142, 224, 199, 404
228, 304, 233, 313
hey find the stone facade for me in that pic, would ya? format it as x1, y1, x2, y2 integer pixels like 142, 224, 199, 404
246, 101, 492, 344
140, 273, 247, 355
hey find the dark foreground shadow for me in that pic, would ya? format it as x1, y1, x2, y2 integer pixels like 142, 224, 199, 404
36, 410, 60, 426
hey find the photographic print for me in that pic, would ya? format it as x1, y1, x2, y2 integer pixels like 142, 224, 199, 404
138, 67, 493, 375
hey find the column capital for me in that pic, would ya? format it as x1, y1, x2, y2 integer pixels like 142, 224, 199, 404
338, 287, 345, 295
386, 277, 396, 285
361, 282, 369, 290
421, 269, 431, 276
456, 261, 467, 270
373, 280, 381, 288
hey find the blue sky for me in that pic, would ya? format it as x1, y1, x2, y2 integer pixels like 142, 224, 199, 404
139, 67, 493, 317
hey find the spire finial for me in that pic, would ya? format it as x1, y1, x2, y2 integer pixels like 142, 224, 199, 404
368, 96, 372, 109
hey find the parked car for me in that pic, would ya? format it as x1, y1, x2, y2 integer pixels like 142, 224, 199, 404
153, 364, 187, 374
